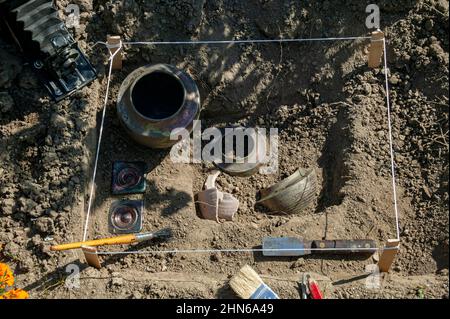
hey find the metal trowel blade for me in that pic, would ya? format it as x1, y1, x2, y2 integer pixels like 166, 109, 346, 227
262, 237, 311, 256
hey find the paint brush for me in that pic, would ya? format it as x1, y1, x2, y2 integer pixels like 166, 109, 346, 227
50, 228, 172, 251
229, 265, 279, 299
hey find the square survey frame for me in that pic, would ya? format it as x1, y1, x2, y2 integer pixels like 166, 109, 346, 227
80, 33, 400, 257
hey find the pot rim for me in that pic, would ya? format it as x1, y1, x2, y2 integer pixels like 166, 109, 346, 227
129, 64, 187, 122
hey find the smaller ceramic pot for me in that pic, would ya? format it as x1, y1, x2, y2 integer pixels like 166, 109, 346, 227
213, 127, 267, 176
256, 168, 317, 214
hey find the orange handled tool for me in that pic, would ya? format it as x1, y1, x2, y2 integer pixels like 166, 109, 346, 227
50, 228, 172, 251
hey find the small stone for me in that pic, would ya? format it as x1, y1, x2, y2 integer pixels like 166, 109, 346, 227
356, 195, 367, 203
110, 272, 123, 286
18, 197, 37, 214
50, 114, 66, 130
1, 198, 15, 216
3, 242, 20, 258
422, 185, 432, 199
45, 135, 53, 146
75, 118, 88, 132
210, 252, 221, 262
313, 95, 321, 105
290, 258, 305, 269
18, 257, 34, 273
389, 75, 400, 85
44, 152, 58, 163
425, 19, 434, 31
132, 291, 143, 299
372, 251, 380, 262
352, 95, 364, 103
430, 43, 448, 60
35, 217, 55, 234
111, 277, 123, 286
438, 268, 448, 276
31, 234, 43, 246
47, 210, 58, 219
362, 83, 372, 95
22, 181, 42, 195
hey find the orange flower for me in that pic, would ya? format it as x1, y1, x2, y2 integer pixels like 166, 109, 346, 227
0, 289, 29, 299
0, 263, 14, 288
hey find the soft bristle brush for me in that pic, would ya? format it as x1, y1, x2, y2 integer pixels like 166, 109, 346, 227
229, 265, 279, 299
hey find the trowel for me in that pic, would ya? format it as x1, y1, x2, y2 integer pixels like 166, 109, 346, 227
262, 237, 377, 257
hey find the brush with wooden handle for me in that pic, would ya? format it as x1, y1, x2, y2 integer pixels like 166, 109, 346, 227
50, 228, 172, 251
229, 265, 279, 299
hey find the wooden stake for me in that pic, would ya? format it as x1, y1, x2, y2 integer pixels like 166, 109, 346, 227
107, 35, 123, 70
82, 245, 102, 269
377, 239, 400, 273
368, 30, 384, 68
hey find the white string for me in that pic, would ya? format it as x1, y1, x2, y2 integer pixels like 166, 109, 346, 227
90, 41, 122, 50
87, 246, 399, 255
121, 35, 372, 46
382, 37, 401, 241
80, 34, 401, 253
82, 40, 123, 241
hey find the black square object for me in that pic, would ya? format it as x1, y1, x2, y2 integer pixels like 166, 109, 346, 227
109, 200, 143, 234
112, 161, 146, 195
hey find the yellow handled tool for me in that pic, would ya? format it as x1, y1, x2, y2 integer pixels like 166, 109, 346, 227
50, 228, 172, 251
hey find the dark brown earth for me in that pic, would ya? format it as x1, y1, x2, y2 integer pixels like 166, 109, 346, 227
0, 0, 448, 299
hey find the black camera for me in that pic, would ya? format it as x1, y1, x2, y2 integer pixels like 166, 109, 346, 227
0, 0, 96, 101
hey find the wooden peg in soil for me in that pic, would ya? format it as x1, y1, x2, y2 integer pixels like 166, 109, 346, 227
377, 239, 400, 273
368, 30, 384, 68
107, 35, 123, 70
82, 245, 102, 269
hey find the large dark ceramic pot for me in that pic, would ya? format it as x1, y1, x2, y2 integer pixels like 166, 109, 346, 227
117, 64, 200, 148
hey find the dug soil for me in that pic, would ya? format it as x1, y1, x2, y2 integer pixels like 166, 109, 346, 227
0, 0, 448, 298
